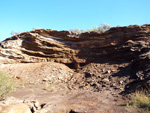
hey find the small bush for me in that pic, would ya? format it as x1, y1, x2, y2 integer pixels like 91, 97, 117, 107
70, 23, 112, 34
0, 72, 15, 99
70, 28, 84, 34
10, 31, 21, 36
128, 92, 150, 112
89, 24, 112, 33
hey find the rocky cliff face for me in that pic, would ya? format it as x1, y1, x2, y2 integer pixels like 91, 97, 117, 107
0, 25, 150, 113
0, 25, 150, 65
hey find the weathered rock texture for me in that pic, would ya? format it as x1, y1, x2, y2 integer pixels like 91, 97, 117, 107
1, 25, 150, 113
0, 25, 150, 65
0, 103, 31, 113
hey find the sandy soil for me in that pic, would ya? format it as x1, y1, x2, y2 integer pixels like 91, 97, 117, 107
0, 62, 145, 113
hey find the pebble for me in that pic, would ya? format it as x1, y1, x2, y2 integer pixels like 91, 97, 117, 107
119, 80, 123, 84
107, 70, 111, 74
102, 78, 109, 82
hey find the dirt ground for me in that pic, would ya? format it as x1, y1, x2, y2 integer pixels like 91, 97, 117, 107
0, 62, 145, 113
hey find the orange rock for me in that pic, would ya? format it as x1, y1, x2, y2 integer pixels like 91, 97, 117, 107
15, 75, 23, 80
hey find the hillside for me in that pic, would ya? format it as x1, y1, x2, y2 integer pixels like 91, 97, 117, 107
0, 25, 150, 113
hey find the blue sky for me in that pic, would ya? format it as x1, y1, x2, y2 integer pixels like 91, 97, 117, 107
0, 0, 150, 41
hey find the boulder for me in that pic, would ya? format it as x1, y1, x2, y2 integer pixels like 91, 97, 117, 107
1, 103, 31, 113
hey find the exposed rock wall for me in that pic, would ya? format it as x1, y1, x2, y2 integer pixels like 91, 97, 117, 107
0, 25, 150, 64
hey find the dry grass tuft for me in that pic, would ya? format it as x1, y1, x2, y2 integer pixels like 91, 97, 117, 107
0, 72, 15, 100
128, 91, 150, 112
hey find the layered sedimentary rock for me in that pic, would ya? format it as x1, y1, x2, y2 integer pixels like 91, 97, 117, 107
0, 25, 150, 65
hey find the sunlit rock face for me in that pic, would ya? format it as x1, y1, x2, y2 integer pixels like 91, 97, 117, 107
0, 25, 150, 64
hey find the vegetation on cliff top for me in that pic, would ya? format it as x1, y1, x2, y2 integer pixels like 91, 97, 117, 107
70, 23, 112, 34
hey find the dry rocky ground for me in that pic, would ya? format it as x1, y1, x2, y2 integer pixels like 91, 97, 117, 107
0, 24, 150, 113
0, 62, 144, 113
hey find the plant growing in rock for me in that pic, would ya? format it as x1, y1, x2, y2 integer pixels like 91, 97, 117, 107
70, 23, 112, 34
10, 31, 21, 36
70, 28, 84, 34
88, 23, 112, 33
0, 72, 15, 100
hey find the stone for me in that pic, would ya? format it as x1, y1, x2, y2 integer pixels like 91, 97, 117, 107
15, 75, 23, 80
119, 80, 123, 84
107, 70, 111, 74
34, 101, 41, 110
1, 103, 31, 113
102, 78, 109, 82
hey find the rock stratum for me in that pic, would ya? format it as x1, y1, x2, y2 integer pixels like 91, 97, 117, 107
1, 25, 150, 65
1, 24, 150, 92
0, 24, 150, 113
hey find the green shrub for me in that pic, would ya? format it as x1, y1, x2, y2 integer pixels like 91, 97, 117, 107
0, 72, 15, 99
128, 92, 150, 112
